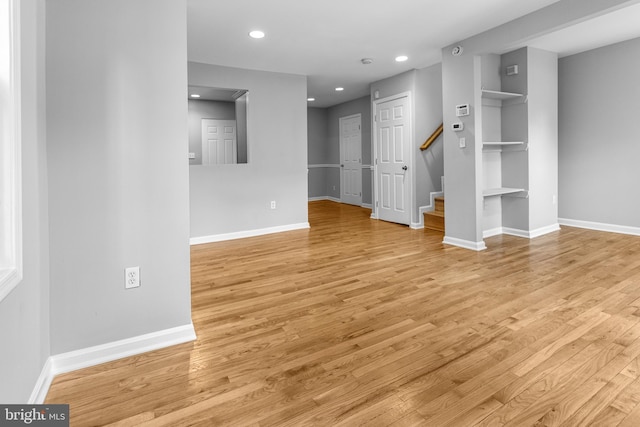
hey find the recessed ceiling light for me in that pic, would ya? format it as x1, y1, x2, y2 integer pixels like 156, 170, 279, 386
335, 87, 344, 92
190, 94, 201, 98
307, 97, 315, 102
395, 55, 409, 62
249, 30, 265, 39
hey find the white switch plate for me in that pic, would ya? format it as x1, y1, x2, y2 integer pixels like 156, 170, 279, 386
188, 152, 196, 159
270, 201, 276, 209
459, 137, 466, 148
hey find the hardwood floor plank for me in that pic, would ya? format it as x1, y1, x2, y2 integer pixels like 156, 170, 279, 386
43, 201, 640, 426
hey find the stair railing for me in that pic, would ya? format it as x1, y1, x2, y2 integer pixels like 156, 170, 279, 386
420, 123, 443, 151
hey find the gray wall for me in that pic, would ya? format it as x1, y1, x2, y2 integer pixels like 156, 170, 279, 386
327, 96, 372, 204
189, 62, 308, 237
46, 0, 192, 353
558, 37, 640, 228
0, 0, 50, 403
442, 54, 483, 243
188, 99, 235, 165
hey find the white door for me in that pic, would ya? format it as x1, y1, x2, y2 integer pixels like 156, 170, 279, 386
375, 95, 411, 225
201, 119, 237, 165
340, 114, 362, 206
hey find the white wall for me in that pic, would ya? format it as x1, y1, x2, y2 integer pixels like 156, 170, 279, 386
46, 0, 192, 354
0, 0, 49, 403
559, 37, 640, 228
188, 62, 308, 239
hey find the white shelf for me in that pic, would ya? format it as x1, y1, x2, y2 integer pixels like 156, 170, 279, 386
483, 187, 526, 197
483, 141, 525, 146
481, 89, 524, 100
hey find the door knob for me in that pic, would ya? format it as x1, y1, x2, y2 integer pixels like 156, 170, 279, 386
402, 165, 408, 171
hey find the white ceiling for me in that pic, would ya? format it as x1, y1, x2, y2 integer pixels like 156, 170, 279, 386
187, 0, 640, 108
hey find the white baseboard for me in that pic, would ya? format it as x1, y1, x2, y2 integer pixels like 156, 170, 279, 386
484, 224, 561, 239
308, 196, 340, 202
443, 236, 487, 251
309, 197, 371, 210
28, 357, 54, 404
410, 222, 422, 230
29, 323, 197, 404
190, 223, 310, 245
483, 227, 503, 238
559, 218, 640, 236
527, 224, 561, 238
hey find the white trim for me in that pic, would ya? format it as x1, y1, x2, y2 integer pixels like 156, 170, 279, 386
308, 196, 340, 203
483, 227, 504, 238
559, 218, 640, 237
443, 236, 487, 251
0, 0, 23, 302
484, 224, 561, 239
29, 323, 197, 404
28, 358, 54, 404
309, 197, 371, 210
190, 222, 310, 245
308, 164, 340, 169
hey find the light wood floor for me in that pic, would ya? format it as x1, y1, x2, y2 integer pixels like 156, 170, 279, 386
46, 201, 640, 426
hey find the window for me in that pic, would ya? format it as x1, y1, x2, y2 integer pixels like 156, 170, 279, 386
0, 0, 22, 302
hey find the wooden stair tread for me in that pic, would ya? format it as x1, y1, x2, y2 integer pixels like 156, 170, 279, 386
425, 196, 444, 232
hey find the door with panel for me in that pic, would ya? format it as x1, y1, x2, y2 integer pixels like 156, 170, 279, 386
375, 95, 411, 225
340, 114, 362, 206
201, 119, 237, 165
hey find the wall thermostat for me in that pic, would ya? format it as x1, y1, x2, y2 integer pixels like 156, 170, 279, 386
456, 104, 470, 117
452, 122, 464, 132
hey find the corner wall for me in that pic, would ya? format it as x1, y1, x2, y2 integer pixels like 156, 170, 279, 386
46, 0, 192, 354
0, 0, 50, 403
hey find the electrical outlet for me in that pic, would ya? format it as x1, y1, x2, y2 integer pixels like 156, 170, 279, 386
270, 201, 276, 209
459, 137, 466, 148
125, 266, 140, 289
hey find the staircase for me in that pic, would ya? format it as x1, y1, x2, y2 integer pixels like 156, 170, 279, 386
424, 196, 444, 232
